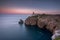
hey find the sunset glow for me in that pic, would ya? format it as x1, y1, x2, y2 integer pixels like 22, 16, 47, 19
0, 0, 60, 14
1, 7, 34, 14
1, 7, 60, 14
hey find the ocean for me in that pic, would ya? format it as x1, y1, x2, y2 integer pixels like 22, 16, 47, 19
0, 14, 52, 40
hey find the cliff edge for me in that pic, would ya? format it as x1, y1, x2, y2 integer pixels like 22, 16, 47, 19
25, 14, 60, 34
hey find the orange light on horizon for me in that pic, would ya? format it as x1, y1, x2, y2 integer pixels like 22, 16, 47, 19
1, 8, 34, 14
0, 7, 60, 14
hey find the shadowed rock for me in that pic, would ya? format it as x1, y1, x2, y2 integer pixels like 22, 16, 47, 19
46, 21, 57, 34
19, 19, 23, 24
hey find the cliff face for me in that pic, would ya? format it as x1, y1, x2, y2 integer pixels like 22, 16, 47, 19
25, 14, 60, 34
25, 17, 31, 25
25, 16, 37, 26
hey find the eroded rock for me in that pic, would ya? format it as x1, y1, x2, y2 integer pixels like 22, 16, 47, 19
25, 16, 37, 26
46, 20, 57, 34
19, 19, 23, 24
25, 14, 60, 34
25, 17, 31, 25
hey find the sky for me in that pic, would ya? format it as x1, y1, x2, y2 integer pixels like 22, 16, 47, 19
0, 0, 60, 14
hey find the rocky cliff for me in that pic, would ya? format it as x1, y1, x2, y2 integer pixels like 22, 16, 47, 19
25, 14, 60, 34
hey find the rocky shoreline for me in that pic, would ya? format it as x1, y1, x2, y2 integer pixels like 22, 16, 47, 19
25, 14, 60, 34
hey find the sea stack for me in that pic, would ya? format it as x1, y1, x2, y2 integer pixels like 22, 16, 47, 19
19, 19, 23, 24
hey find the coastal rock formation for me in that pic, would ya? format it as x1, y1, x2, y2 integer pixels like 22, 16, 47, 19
25, 17, 31, 25
25, 16, 37, 26
29, 17, 37, 25
46, 21, 57, 34
19, 19, 23, 24
37, 19, 46, 28
25, 14, 60, 34
37, 17, 50, 28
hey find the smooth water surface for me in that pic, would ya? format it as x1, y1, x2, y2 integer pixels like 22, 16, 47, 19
0, 14, 52, 40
